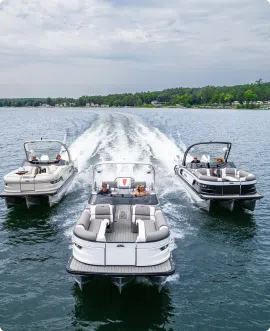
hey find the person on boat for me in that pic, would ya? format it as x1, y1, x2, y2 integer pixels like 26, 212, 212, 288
98, 183, 112, 195
56, 154, 67, 166
191, 156, 200, 163
214, 157, 225, 177
134, 184, 149, 196
31, 155, 39, 164
216, 157, 224, 165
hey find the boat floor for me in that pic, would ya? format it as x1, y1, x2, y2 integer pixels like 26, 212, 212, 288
66, 257, 175, 276
106, 205, 137, 242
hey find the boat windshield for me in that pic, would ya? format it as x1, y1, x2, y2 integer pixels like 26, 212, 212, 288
24, 140, 70, 164
93, 162, 155, 190
90, 193, 159, 205
183, 142, 231, 166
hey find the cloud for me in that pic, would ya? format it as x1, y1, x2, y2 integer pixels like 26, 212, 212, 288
0, 0, 270, 97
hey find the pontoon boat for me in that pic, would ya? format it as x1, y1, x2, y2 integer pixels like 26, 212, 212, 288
0, 140, 77, 208
66, 162, 175, 292
174, 142, 263, 212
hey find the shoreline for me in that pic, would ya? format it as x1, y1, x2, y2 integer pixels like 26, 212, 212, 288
0, 106, 269, 110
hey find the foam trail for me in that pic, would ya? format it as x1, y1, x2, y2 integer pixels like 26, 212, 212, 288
68, 113, 185, 175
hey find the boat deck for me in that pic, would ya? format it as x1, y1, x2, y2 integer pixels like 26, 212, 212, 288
66, 257, 175, 276
106, 205, 137, 243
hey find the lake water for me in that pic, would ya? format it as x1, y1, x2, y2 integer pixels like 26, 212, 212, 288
0, 108, 269, 331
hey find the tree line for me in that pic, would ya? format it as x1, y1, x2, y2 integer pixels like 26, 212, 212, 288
1, 80, 269, 108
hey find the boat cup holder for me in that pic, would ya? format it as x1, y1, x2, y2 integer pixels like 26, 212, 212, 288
118, 210, 127, 220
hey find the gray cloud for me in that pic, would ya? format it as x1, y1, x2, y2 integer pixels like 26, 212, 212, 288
0, 0, 270, 97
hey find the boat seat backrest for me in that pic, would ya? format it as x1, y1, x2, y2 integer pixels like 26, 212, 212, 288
155, 210, 168, 229
132, 204, 155, 221
77, 210, 91, 229
221, 168, 237, 178
90, 204, 114, 223
131, 204, 155, 232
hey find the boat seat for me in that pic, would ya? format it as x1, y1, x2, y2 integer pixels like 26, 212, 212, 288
237, 170, 256, 181
19, 166, 36, 177
73, 204, 114, 241
90, 204, 114, 233
131, 204, 155, 233
220, 168, 239, 181
136, 210, 169, 243
73, 210, 109, 242
193, 169, 220, 182
193, 169, 208, 176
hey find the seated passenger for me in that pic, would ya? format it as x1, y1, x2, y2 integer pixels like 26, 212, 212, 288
134, 184, 149, 196
31, 155, 40, 166
56, 154, 67, 166
98, 183, 112, 195
191, 156, 200, 163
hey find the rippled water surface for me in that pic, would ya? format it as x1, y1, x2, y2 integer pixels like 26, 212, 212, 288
0, 108, 269, 331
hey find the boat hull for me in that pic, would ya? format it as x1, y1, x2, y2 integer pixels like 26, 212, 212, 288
175, 172, 260, 212
1, 171, 76, 208
73, 274, 167, 293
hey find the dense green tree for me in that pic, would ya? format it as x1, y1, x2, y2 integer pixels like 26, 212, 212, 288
224, 94, 234, 104
244, 90, 258, 104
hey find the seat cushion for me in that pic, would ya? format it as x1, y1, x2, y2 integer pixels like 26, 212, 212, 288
89, 219, 103, 233
143, 219, 156, 235
73, 226, 97, 241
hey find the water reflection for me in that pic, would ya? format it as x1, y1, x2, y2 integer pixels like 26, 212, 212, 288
71, 278, 174, 331
1, 203, 58, 245
192, 206, 258, 285
202, 205, 257, 242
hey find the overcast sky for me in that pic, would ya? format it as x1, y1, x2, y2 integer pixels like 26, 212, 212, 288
0, 0, 270, 97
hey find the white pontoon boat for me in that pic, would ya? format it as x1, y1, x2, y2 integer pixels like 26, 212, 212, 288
66, 162, 175, 293
174, 141, 263, 212
0, 140, 77, 208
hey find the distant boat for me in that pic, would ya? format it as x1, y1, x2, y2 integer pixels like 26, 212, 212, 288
174, 141, 263, 212
0, 140, 77, 208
